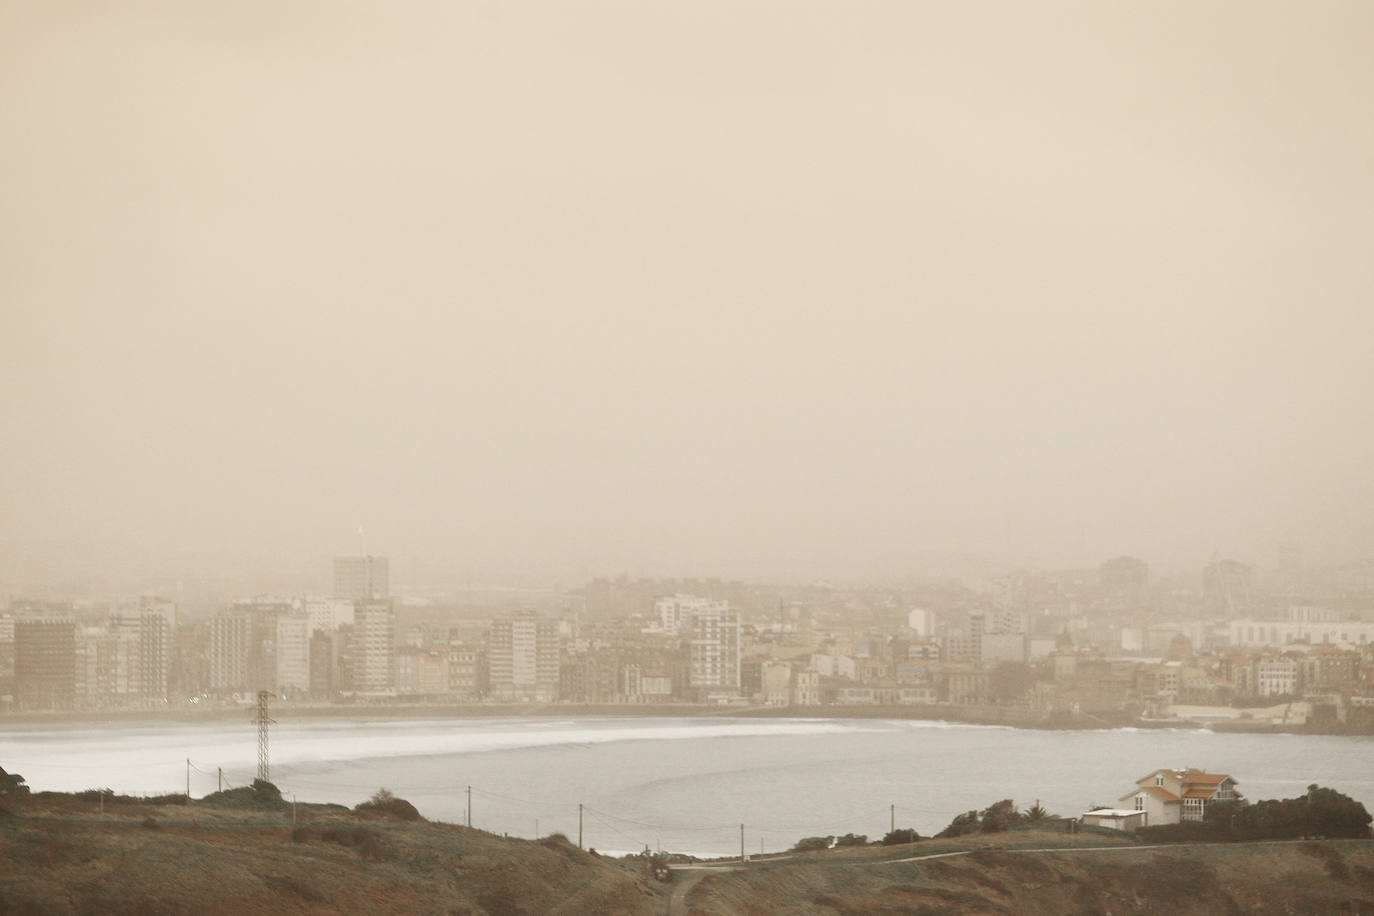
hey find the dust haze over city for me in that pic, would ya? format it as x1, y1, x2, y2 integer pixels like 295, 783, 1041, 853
4, 3, 1374, 914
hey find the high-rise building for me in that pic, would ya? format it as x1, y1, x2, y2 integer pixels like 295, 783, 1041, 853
305, 596, 354, 634
654, 595, 729, 635
208, 614, 250, 693
15, 616, 77, 710
354, 599, 396, 694
228, 598, 292, 690
138, 596, 176, 700
334, 556, 390, 601
688, 607, 740, 693
488, 616, 559, 702
275, 614, 312, 693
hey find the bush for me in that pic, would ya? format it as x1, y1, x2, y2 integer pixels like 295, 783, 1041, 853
834, 833, 868, 847
252, 779, 283, 803
201, 782, 287, 810
937, 810, 981, 838
1138, 785, 1372, 844
979, 799, 1023, 833
141, 816, 160, 830
882, 828, 921, 845
353, 787, 423, 821
0, 767, 31, 799
792, 835, 834, 852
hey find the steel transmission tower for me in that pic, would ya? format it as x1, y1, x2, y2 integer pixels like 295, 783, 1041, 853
252, 690, 275, 783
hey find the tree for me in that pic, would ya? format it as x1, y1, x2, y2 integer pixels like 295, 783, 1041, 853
882, 828, 921, 845
979, 799, 1023, 833
937, 810, 981, 838
792, 835, 834, 852
834, 833, 868, 847
1023, 800, 1049, 822
1303, 785, 1372, 838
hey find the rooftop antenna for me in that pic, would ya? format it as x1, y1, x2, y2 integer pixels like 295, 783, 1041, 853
252, 691, 275, 783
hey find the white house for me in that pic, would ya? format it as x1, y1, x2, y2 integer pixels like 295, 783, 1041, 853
1117, 768, 1241, 826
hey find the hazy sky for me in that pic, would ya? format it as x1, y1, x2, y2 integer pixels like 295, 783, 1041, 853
4, 1, 1373, 588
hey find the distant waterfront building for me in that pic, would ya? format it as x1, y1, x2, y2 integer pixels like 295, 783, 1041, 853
15, 615, 77, 710
354, 599, 397, 694
275, 614, 312, 693
138, 596, 176, 700
689, 607, 740, 692
792, 669, 820, 705
334, 556, 389, 601
907, 608, 935, 637
208, 614, 250, 692
654, 595, 728, 635
305, 596, 354, 634
488, 616, 559, 702
1228, 617, 1374, 649
228, 598, 293, 691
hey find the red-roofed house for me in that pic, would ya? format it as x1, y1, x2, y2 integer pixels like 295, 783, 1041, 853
1118, 768, 1241, 826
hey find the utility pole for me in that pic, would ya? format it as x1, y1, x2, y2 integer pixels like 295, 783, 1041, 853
218, 768, 223, 793
891, 804, 895, 834
466, 786, 472, 827
740, 823, 745, 863
535, 818, 539, 839
186, 759, 191, 799
578, 803, 583, 849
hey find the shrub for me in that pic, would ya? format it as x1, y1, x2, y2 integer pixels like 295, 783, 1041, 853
834, 833, 868, 847
937, 810, 981, 838
252, 779, 283, 803
353, 788, 423, 821
882, 828, 921, 845
979, 799, 1023, 833
0, 767, 31, 799
201, 783, 287, 810
792, 835, 834, 852
1138, 785, 1372, 844
141, 817, 160, 830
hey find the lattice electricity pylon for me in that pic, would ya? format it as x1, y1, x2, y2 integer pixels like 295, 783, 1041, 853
251, 690, 276, 783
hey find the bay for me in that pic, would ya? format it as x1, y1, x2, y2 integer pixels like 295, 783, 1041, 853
4, 716, 1371, 855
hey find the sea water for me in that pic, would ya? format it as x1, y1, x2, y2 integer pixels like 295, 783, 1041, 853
4, 716, 1371, 855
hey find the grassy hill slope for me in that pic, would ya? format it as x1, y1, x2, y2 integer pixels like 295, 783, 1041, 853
0, 793, 666, 915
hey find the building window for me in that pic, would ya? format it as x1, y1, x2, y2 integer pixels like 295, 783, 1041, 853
1135, 796, 1144, 811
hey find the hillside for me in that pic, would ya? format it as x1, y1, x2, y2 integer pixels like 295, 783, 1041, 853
4, 791, 1374, 915
0, 790, 666, 915
679, 831, 1374, 915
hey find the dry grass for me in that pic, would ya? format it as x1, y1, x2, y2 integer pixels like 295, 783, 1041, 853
0, 796, 667, 915
687, 829, 1374, 915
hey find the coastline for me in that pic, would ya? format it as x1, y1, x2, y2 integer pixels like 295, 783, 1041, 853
4, 701, 1369, 736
